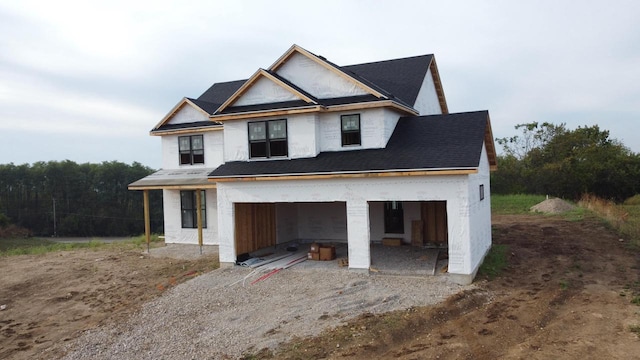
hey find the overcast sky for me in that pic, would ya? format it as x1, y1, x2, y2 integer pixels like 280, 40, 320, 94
1, 0, 638, 169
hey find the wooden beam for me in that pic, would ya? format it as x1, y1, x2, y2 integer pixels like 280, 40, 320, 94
210, 100, 417, 122
150, 126, 223, 137
211, 106, 322, 121
429, 58, 449, 114
129, 184, 217, 191
211, 169, 477, 182
196, 189, 203, 251
143, 189, 151, 253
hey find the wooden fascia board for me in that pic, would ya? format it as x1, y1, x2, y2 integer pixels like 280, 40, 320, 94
269, 44, 388, 100
326, 100, 419, 116
150, 126, 223, 137
484, 114, 498, 171
128, 183, 217, 191
152, 98, 210, 131
210, 169, 477, 183
209, 100, 417, 121
215, 69, 319, 115
429, 57, 449, 114
210, 105, 323, 122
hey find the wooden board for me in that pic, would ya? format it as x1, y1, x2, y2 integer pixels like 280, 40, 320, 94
235, 203, 276, 255
411, 220, 424, 247
421, 201, 448, 244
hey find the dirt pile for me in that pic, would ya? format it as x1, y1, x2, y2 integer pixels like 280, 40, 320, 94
530, 197, 576, 214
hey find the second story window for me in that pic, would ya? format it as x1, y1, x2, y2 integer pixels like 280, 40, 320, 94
179, 135, 204, 165
249, 119, 288, 158
341, 114, 361, 146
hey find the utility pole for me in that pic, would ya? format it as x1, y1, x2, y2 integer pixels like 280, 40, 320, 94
52, 197, 57, 237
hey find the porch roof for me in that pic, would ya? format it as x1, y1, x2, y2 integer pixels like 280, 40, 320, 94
128, 168, 217, 190
209, 110, 492, 180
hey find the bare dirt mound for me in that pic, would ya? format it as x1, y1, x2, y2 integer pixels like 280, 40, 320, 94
530, 197, 576, 214
258, 214, 640, 359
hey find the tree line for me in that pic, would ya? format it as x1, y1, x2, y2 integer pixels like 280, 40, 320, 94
0, 161, 163, 237
491, 122, 640, 202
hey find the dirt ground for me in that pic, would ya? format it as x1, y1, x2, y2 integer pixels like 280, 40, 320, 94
0, 245, 218, 360
261, 214, 640, 359
1, 214, 639, 359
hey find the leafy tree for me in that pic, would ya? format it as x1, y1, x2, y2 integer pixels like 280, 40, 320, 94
492, 123, 640, 201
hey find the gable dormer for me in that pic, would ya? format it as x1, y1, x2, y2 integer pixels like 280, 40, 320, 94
270, 45, 386, 100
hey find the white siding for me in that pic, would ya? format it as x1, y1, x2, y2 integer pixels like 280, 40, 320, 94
233, 76, 299, 106
319, 108, 403, 152
276, 52, 368, 99
161, 130, 224, 170
162, 189, 219, 245
167, 103, 209, 125
466, 143, 493, 274
413, 67, 443, 115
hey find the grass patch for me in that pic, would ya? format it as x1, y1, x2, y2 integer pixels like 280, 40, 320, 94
0, 237, 105, 256
129, 234, 163, 247
491, 194, 546, 215
578, 194, 640, 248
478, 244, 508, 280
0, 234, 164, 256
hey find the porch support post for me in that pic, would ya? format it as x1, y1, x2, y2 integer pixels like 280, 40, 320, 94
346, 200, 370, 272
196, 189, 203, 254
143, 189, 151, 253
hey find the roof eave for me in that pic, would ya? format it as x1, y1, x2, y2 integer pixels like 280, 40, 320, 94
209, 167, 478, 182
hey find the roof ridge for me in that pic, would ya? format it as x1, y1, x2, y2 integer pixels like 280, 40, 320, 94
343, 54, 433, 68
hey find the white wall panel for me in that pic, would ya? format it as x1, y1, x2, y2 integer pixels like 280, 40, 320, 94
167, 104, 209, 125
162, 189, 219, 245
276, 53, 368, 98
233, 76, 299, 106
413, 68, 443, 115
161, 131, 224, 169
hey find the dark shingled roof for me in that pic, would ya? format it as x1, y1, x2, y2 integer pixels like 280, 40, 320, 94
209, 111, 489, 178
193, 53, 433, 114
197, 79, 246, 105
343, 55, 433, 106
187, 98, 221, 115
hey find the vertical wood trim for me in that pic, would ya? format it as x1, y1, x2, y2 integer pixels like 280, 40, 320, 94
143, 190, 151, 251
196, 189, 203, 247
422, 201, 448, 244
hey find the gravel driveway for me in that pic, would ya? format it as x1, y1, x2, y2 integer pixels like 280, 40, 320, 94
62, 265, 468, 359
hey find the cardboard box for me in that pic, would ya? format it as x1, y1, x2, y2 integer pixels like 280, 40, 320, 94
382, 238, 403, 246
309, 243, 320, 253
319, 246, 336, 261
308, 252, 320, 260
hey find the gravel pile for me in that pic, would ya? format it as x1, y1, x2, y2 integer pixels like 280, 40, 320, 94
62, 266, 467, 359
530, 197, 576, 214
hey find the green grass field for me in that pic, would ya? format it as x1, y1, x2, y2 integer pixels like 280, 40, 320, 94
491, 194, 546, 215
0, 234, 162, 256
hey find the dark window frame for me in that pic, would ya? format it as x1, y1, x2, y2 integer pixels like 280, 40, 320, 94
178, 135, 205, 165
479, 184, 485, 201
384, 201, 404, 234
180, 190, 207, 229
248, 119, 288, 158
341, 114, 361, 146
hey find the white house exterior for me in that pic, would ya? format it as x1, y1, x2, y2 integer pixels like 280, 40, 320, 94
129, 44, 497, 285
